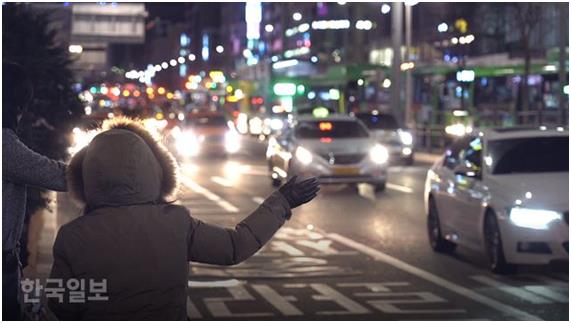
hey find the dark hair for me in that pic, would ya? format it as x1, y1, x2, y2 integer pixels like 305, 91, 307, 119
2, 61, 34, 129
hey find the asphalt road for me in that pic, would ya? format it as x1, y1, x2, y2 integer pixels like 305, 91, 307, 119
178, 137, 568, 320
44, 136, 568, 320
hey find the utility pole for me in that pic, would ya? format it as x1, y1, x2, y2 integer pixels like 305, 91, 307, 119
391, 2, 403, 125
558, 2, 568, 125
404, 3, 413, 129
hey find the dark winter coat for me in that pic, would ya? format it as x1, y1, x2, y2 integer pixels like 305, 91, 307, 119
48, 119, 291, 320
2, 128, 67, 252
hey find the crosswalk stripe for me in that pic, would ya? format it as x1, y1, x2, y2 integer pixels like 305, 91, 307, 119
180, 174, 240, 213
524, 286, 568, 303
211, 176, 233, 187
252, 196, 265, 204
471, 275, 551, 304
386, 183, 414, 194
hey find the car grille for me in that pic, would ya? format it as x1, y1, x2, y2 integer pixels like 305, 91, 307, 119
384, 139, 402, 147
319, 153, 366, 165
205, 135, 224, 142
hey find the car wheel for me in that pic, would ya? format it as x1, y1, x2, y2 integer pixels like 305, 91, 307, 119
427, 198, 456, 253
484, 211, 515, 274
374, 182, 386, 193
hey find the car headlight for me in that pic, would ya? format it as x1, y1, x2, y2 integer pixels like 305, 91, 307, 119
398, 130, 413, 146
225, 131, 241, 153
175, 131, 199, 156
370, 144, 389, 164
509, 208, 562, 230
295, 146, 313, 165
270, 118, 284, 131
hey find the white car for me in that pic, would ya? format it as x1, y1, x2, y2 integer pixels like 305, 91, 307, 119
266, 115, 389, 192
354, 112, 415, 165
424, 127, 569, 273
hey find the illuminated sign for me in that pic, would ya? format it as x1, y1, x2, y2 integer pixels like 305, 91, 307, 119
202, 34, 209, 61
246, 2, 262, 40
273, 83, 297, 96
311, 20, 350, 30
456, 70, 475, 82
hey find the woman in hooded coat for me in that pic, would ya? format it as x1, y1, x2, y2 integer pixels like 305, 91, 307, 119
48, 118, 319, 320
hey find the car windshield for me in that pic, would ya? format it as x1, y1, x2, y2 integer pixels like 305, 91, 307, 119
355, 114, 399, 130
188, 116, 227, 127
489, 136, 569, 174
295, 120, 369, 139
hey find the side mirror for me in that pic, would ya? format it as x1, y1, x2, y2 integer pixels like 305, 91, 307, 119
454, 164, 480, 179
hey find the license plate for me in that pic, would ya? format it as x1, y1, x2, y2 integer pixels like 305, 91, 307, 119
333, 167, 359, 175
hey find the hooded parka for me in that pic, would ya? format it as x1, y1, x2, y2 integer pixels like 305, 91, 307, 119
48, 119, 291, 320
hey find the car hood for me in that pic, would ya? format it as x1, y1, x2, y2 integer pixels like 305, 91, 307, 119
296, 138, 375, 155
370, 129, 400, 143
486, 172, 569, 210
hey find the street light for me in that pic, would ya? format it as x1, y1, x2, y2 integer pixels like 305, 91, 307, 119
293, 12, 302, 21
404, 1, 418, 129
381, 4, 391, 14
438, 22, 448, 33
265, 24, 274, 33
216, 45, 224, 53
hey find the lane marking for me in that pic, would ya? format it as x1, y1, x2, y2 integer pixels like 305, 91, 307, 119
471, 275, 551, 304
310, 283, 371, 315
524, 286, 568, 303
386, 183, 414, 194
327, 233, 541, 320
211, 176, 233, 187
189, 279, 243, 288
187, 296, 203, 319
251, 284, 303, 316
180, 175, 239, 213
252, 196, 265, 204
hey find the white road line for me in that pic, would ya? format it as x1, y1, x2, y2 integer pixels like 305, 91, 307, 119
252, 196, 265, 204
386, 182, 414, 194
186, 296, 202, 319
524, 286, 568, 303
471, 275, 551, 304
189, 279, 243, 288
211, 176, 233, 187
180, 175, 239, 213
251, 284, 303, 316
327, 233, 541, 320
217, 200, 240, 213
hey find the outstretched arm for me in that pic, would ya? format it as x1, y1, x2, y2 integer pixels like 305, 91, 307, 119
2, 130, 67, 191
187, 191, 290, 265
187, 176, 319, 266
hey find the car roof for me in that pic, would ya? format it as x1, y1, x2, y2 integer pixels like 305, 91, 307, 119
294, 114, 358, 122
481, 126, 568, 140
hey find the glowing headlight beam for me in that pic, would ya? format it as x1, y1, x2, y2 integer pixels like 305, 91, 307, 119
398, 130, 413, 146
295, 146, 313, 165
225, 131, 241, 154
370, 144, 389, 164
509, 208, 562, 230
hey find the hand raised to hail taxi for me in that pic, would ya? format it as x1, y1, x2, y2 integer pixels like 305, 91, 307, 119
278, 176, 320, 210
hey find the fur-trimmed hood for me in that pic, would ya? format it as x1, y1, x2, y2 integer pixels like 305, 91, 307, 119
68, 118, 178, 209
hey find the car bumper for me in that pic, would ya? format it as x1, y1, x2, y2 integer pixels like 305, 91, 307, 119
386, 145, 414, 162
499, 215, 569, 265
287, 159, 388, 185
